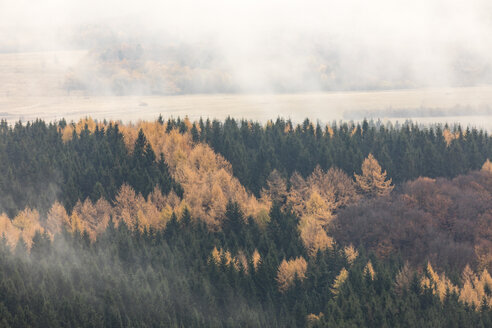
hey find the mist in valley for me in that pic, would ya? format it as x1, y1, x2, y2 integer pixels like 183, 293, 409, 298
1, 0, 492, 127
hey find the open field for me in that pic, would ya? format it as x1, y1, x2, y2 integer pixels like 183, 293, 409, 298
2, 51, 492, 128
1, 89, 492, 128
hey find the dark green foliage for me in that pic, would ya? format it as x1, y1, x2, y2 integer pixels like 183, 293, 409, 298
0, 120, 181, 216
190, 117, 492, 195
0, 117, 490, 326
0, 209, 490, 327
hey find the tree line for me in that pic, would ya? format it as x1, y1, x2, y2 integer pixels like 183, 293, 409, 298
184, 117, 491, 195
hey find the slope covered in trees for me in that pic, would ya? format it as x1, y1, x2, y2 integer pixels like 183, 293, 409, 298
191, 117, 492, 195
333, 167, 492, 275
0, 116, 491, 326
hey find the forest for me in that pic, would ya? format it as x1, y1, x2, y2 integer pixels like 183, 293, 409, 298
0, 116, 492, 327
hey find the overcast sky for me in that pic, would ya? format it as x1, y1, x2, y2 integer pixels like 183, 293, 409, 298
1, 0, 492, 91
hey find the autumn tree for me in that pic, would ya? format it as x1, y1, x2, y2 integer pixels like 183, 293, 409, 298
459, 265, 492, 307
299, 217, 334, 257
331, 268, 349, 296
260, 169, 287, 204
343, 244, 358, 265
325, 167, 359, 209
12, 208, 43, 249
395, 262, 413, 295
364, 261, 376, 280
277, 257, 308, 292
420, 262, 458, 301
286, 172, 309, 215
0, 213, 20, 248
303, 191, 334, 227
252, 249, 261, 271
482, 159, 492, 174
46, 202, 69, 237
355, 153, 393, 197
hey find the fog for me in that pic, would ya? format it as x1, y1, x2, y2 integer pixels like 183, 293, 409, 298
1, 0, 492, 95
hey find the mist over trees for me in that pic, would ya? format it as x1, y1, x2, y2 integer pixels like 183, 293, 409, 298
0, 116, 491, 326
55, 17, 492, 96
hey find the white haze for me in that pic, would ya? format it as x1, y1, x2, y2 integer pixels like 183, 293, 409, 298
2, 0, 492, 94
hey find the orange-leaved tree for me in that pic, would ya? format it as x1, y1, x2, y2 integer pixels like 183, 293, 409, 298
355, 153, 393, 197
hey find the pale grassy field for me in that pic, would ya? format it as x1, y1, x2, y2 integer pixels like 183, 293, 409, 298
1, 51, 492, 129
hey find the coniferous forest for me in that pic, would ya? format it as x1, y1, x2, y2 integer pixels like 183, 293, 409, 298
1, 116, 492, 327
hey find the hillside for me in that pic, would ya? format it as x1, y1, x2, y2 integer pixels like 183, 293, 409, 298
0, 117, 491, 326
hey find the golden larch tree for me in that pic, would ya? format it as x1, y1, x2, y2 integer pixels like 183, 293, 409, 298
364, 261, 376, 280
261, 169, 288, 204
0, 213, 20, 248
395, 262, 413, 295
420, 262, 458, 302
343, 244, 359, 265
482, 159, 492, 174
276, 257, 308, 292
299, 216, 334, 257
252, 249, 261, 271
331, 268, 349, 296
355, 153, 393, 197
46, 202, 69, 237
325, 167, 360, 209
12, 208, 43, 249
286, 172, 309, 215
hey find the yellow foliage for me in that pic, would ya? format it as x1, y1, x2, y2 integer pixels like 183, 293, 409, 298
343, 244, 358, 265
61, 120, 271, 230
235, 251, 249, 272
331, 268, 349, 296
253, 207, 271, 228
261, 170, 287, 204
482, 159, 492, 174
12, 208, 43, 249
286, 173, 308, 215
210, 247, 253, 273
421, 262, 458, 302
288, 166, 359, 255
0, 213, 20, 248
350, 126, 357, 136
134, 125, 267, 227
74, 199, 97, 238
299, 216, 334, 257
395, 262, 413, 295
458, 265, 492, 308
306, 313, 324, 327
443, 128, 460, 146
69, 212, 85, 233
277, 257, 308, 292
74, 117, 98, 134
93, 198, 112, 235
288, 165, 357, 234
326, 125, 334, 138
61, 124, 74, 142
252, 249, 261, 271
60, 117, 106, 142
364, 261, 376, 280
113, 185, 151, 229
304, 190, 334, 227
46, 202, 69, 237
325, 167, 360, 209
211, 246, 221, 264
355, 153, 393, 197
119, 123, 140, 151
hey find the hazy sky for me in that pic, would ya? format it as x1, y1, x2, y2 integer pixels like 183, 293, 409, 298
3, 0, 490, 39
1, 0, 492, 92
